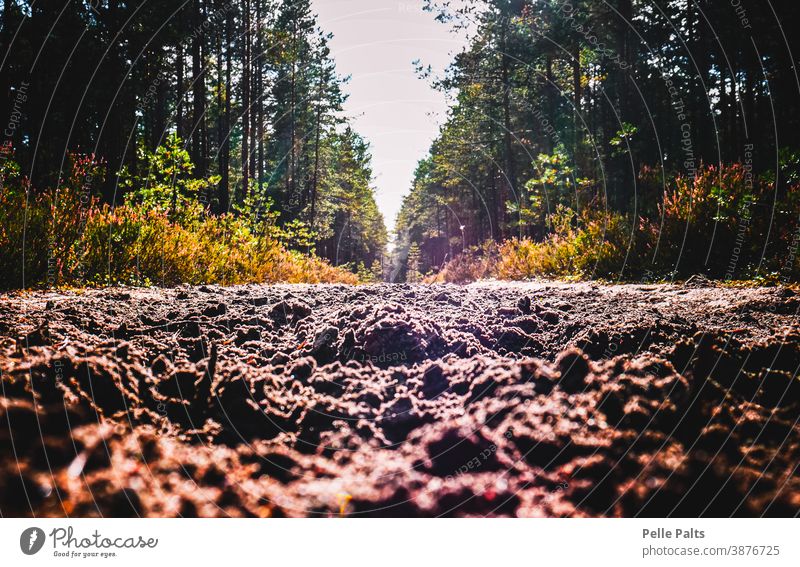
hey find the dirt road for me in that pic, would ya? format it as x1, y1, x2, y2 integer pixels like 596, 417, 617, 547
1, 282, 798, 517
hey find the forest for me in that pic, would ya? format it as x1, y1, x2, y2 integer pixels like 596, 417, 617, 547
396, 0, 800, 283
0, 0, 386, 289
4, 1, 800, 287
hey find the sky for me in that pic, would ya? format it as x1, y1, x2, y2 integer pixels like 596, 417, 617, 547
312, 0, 467, 233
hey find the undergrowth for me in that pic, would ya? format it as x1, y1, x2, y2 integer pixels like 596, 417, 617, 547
0, 148, 357, 290
429, 161, 800, 283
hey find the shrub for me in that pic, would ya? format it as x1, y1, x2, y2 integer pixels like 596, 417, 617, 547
495, 207, 634, 280
495, 236, 572, 279
427, 160, 800, 284
654, 163, 763, 278
0, 179, 49, 289
511, 150, 600, 237
425, 241, 499, 283
0, 150, 358, 290
76, 204, 357, 287
1, 153, 100, 289
121, 133, 217, 225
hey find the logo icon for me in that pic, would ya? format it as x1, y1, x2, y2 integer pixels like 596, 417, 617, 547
20, 527, 46, 555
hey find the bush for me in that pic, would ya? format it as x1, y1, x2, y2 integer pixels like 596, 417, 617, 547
495, 207, 634, 280
121, 133, 217, 225
0, 180, 49, 289
425, 241, 499, 283
72, 204, 358, 287
0, 151, 358, 290
648, 162, 799, 280
0, 153, 100, 289
495, 236, 572, 279
424, 160, 800, 284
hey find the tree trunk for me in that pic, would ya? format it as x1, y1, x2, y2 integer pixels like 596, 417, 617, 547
219, 4, 232, 213
572, 44, 581, 160
176, 44, 185, 141
500, 22, 515, 242
310, 72, 324, 230
289, 18, 298, 214
241, 0, 251, 203
191, 0, 206, 176
256, 0, 265, 189
545, 54, 555, 154
250, 0, 259, 195
215, 0, 224, 212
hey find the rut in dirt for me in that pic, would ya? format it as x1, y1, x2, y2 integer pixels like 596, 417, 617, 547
0, 282, 798, 517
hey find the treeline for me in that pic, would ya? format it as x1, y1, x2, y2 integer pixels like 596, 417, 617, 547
396, 0, 800, 282
0, 0, 386, 273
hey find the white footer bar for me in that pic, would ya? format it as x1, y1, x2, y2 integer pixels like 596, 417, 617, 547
1, 518, 796, 566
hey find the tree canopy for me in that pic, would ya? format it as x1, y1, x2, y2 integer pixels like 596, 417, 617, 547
0, 0, 387, 270
395, 0, 800, 280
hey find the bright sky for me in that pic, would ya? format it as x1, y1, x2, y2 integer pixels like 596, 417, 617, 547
312, 0, 467, 233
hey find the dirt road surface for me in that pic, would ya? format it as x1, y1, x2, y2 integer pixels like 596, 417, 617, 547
1, 282, 798, 517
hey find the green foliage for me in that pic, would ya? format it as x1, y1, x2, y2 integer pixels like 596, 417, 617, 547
495, 208, 632, 280
406, 242, 422, 283
78, 203, 356, 287
370, 259, 384, 282
1, 1, 387, 275
0, 151, 357, 290
279, 218, 316, 250
121, 133, 219, 226
234, 188, 281, 235
431, 161, 800, 283
315, 128, 387, 266
516, 151, 597, 229
395, 0, 800, 284
609, 123, 639, 156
